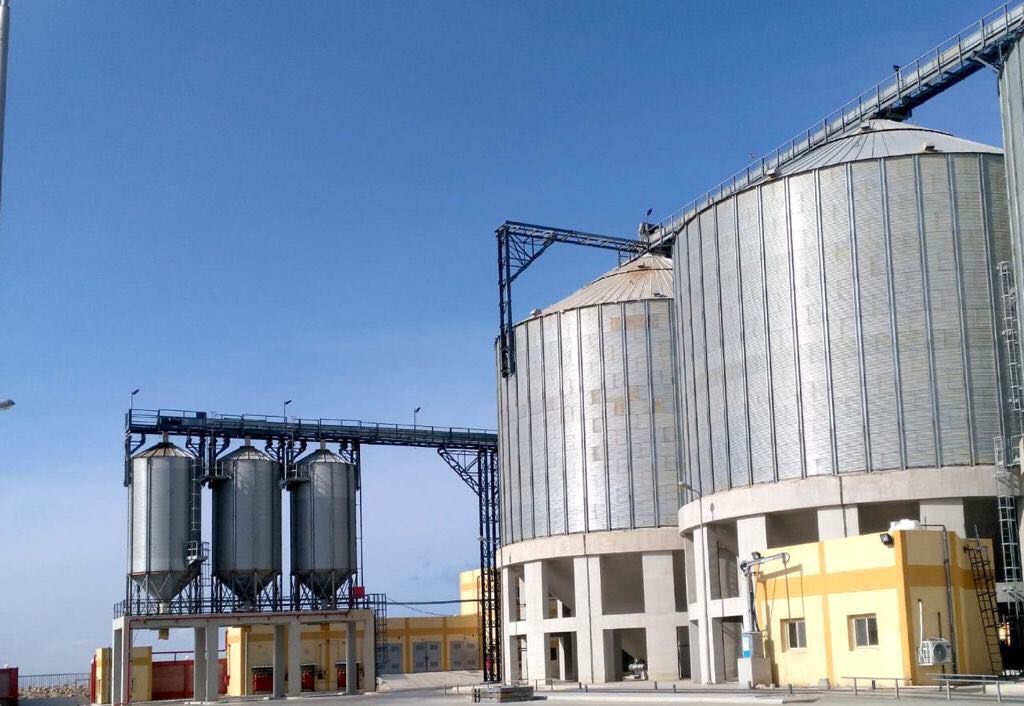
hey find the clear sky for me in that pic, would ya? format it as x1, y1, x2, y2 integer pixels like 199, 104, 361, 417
0, 0, 1009, 673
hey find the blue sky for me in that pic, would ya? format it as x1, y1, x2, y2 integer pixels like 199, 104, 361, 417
0, 0, 1009, 673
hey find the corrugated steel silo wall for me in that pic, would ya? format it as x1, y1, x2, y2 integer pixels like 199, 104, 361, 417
130, 454, 193, 601
212, 457, 282, 586
1000, 37, 1024, 430
497, 299, 682, 544
674, 153, 1010, 492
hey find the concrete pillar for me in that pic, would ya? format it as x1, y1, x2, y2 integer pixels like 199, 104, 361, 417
817, 505, 859, 539
689, 526, 714, 684
362, 615, 376, 692
735, 516, 767, 590
342, 621, 357, 694
920, 498, 966, 536
524, 561, 549, 682
272, 624, 286, 698
572, 555, 604, 683
205, 625, 220, 701
641, 552, 679, 681
688, 619, 701, 683
111, 619, 130, 706
360, 614, 376, 692
500, 566, 516, 683
193, 626, 208, 702
287, 620, 302, 697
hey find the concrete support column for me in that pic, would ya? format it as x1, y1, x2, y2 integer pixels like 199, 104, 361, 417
111, 619, 130, 706
363, 615, 377, 691
920, 498, 966, 536
287, 620, 302, 697
817, 505, 859, 539
205, 625, 220, 701
500, 566, 516, 683
272, 624, 286, 698
735, 516, 768, 591
524, 561, 549, 682
642, 552, 679, 681
688, 525, 714, 684
571, 555, 605, 683
193, 626, 208, 702
344, 621, 358, 694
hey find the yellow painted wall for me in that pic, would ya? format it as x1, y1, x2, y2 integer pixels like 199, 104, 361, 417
459, 569, 481, 617
755, 530, 994, 688
93, 648, 111, 705
224, 613, 481, 694
225, 624, 370, 696
129, 646, 152, 702
386, 614, 480, 673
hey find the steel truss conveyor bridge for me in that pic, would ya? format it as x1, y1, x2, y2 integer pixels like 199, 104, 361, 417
651, 0, 1024, 243
125, 408, 503, 683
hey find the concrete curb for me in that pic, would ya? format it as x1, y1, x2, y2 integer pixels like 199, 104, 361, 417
541, 694, 819, 704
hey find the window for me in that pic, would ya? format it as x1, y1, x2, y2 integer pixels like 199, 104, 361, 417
852, 614, 879, 647
785, 619, 807, 650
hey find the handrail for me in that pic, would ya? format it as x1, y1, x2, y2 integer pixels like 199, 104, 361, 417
842, 675, 911, 699
934, 673, 1012, 702
651, 0, 1024, 245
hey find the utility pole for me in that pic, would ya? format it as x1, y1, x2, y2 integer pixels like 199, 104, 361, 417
0, 0, 11, 210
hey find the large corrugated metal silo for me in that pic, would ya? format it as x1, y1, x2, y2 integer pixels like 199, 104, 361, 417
129, 441, 197, 606
999, 36, 1024, 396
289, 446, 358, 602
674, 119, 1011, 494
496, 253, 682, 544
211, 444, 282, 604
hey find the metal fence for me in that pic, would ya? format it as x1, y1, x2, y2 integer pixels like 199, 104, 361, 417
18, 673, 89, 690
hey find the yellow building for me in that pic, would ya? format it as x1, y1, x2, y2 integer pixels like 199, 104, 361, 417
223, 569, 483, 695
753, 529, 995, 687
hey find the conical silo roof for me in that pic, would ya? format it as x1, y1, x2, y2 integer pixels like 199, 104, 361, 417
220, 444, 272, 461
134, 441, 192, 458
537, 253, 672, 317
777, 119, 1000, 176
296, 448, 346, 464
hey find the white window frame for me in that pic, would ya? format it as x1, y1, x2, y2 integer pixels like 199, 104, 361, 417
851, 614, 879, 648
785, 618, 807, 650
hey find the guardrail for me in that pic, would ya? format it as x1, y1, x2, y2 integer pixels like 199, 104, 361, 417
652, 0, 1024, 243
935, 674, 1012, 702
842, 675, 911, 699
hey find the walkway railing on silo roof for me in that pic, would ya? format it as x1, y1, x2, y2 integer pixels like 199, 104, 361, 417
651, 0, 1024, 244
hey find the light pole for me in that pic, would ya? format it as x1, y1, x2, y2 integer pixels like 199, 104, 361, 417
679, 481, 714, 684
283, 399, 292, 421
413, 406, 421, 427
130, 388, 139, 410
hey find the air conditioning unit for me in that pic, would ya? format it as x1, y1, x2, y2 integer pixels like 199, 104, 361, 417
919, 638, 952, 666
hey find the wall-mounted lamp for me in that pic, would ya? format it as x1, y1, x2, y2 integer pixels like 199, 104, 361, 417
880, 532, 895, 547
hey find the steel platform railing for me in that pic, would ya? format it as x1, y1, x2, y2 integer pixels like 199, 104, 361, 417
651, 0, 1024, 245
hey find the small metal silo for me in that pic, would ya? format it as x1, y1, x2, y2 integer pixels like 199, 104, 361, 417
211, 444, 282, 605
129, 441, 197, 607
289, 446, 358, 604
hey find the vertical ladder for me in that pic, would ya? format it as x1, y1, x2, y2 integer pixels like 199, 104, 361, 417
999, 262, 1024, 440
966, 538, 1006, 675
996, 262, 1024, 644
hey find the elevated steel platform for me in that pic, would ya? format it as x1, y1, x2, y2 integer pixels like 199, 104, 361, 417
126, 408, 496, 450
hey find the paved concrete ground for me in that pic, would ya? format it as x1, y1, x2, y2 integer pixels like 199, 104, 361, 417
163, 685, 1024, 706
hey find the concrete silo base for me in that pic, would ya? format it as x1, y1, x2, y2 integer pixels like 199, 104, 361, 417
110, 609, 376, 703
